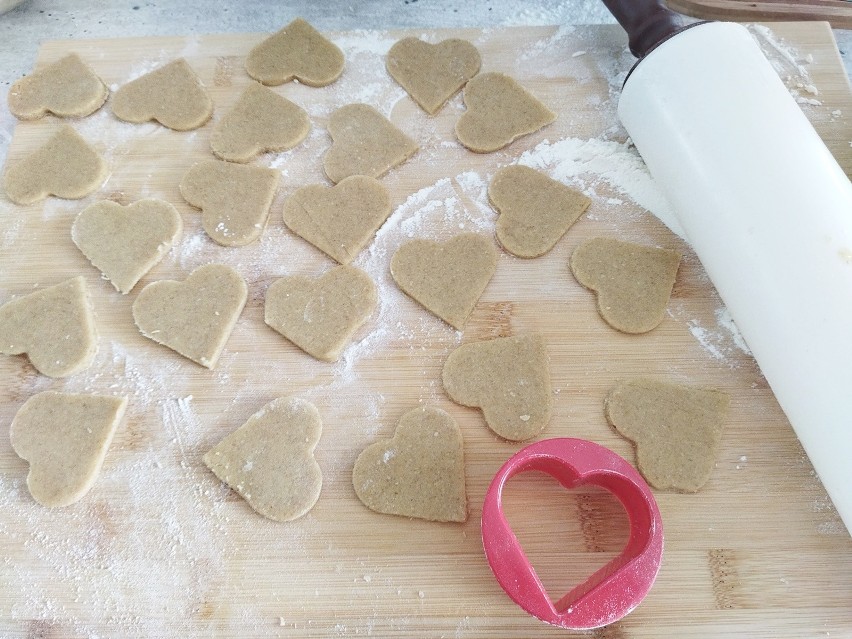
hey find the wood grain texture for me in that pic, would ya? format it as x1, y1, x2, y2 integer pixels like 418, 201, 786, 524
1, 23, 851, 638
666, 0, 852, 29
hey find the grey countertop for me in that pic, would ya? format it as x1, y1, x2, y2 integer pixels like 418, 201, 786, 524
0, 0, 621, 91
0, 0, 849, 164
3, 0, 850, 87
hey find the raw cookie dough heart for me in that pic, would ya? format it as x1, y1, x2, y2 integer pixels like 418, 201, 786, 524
455, 72, 556, 153
265, 265, 377, 362
246, 18, 344, 87
8, 53, 108, 120
353, 406, 467, 522
282, 175, 391, 264
180, 159, 279, 247
386, 37, 481, 115
210, 82, 310, 163
0, 276, 97, 378
132, 264, 248, 369
489, 165, 591, 258
10, 392, 127, 507
3, 126, 107, 205
112, 58, 213, 131
390, 233, 497, 330
570, 237, 681, 334
72, 199, 183, 294
323, 103, 418, 184
442, 334, 551, 441
204, 397, 322, 522
605, 379, 730, 492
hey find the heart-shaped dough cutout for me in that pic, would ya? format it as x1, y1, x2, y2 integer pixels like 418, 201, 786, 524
386, 37, 481, 115
9, 53, 108, 120
204, 397, 322, 522
72, 199, 183, 294
282, 175, 391, 264
3, 126, 107, 205
489, 165, 591, 258
605, 379, 730, 492
10, 392, 127, 507
246, 18, 344, 87
132, 264, 248, 369
390, 233, 497, 330
265, 265, 377, 362
0, 276, 97, 378
180, 159, 279, 247
323, 103, 418, 184
112, 58, 213, 131
443, 334, 551, 441
210, 82, 310, 163
455, 72, 555, 153
570, 237, 681, 334
353, 406, 467, 522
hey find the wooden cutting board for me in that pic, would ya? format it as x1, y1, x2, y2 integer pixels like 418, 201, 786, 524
666, 1, 852, 29
1, 22, 850, 639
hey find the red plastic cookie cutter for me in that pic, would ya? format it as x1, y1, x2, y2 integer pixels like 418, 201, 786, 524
481, 438, 663, 630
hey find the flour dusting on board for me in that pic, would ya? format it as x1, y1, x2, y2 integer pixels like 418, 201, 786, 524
0, 23, 800, 638
339, 176, 495, 378
669, 303, 752, 365
517, 137, 685, 238
749, 25, 822, 106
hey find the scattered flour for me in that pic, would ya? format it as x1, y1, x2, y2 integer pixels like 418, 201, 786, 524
677, 305, 752, 365
715, 307, 750, 355
749, 24, 828, 112
0, 22, 825, 638
116, 49, 172, 84
517, 137, 684, 238
517, 24, 576, 61
750, 24, 812, 82
796, 96, 823, 107
306, 30, 406, 118
688, 322, 727, 362
336, 173, 497, 386
333, 31, 398, 56
0, 213, 22, 249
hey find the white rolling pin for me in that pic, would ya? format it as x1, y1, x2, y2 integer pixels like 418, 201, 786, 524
605, 6, 852, 534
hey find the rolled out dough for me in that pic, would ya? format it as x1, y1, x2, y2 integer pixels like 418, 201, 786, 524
353, 406, 467, 523
0, 276, 97, 378
204, 397, 323, 522
132, 264, 248, 369
10, 391, 127, 507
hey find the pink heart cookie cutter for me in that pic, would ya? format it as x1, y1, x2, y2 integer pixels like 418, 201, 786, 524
481, 437, 664, 630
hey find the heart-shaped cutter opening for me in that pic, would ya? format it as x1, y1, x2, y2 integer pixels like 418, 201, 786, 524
481, 437, 663, 630
500, 470, 630, 606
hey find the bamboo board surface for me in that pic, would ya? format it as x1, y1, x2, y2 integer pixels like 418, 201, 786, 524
1, 22, 851, 639
665, 1, 852, 29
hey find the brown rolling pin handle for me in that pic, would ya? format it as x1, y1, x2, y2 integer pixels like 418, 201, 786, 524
600, 0, 685, 58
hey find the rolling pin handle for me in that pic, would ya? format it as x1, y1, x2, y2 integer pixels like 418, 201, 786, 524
600, 0, 685, 57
